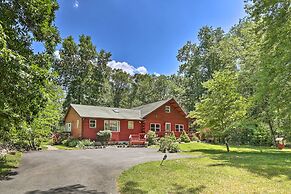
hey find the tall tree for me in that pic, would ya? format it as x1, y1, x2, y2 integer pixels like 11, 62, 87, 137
54, 35, 112, 108
0, 0, 60, 144
245, 0, 291, 143
190, 70, 248, 149
177, 26, 225, 111
110, 69, 131, 108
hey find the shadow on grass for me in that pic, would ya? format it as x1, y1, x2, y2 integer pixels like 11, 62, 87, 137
170, 183, 206, 194
188, 148, 291, 179
25, 184, 105, 194
119, 181, 147, 194
0, 162, 19, 181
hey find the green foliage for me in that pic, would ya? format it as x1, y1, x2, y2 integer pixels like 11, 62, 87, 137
179, 131, 191, 143
67, 139, 79, 147
177, 26, 225, 111
76, 139, 94, 149
146, 131, 157, 146
190, 70, 248, 139
80, 139, 94, 146
96, 130, 112, 145
159, 134, 179, 153
191, 134, 200, 142
53, 35, 112, 108
228, 121, 273, 146
0, 0, 61, 149
0, 152, 22, 176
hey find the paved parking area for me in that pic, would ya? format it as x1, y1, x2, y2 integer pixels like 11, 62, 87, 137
0, 148, 192, 194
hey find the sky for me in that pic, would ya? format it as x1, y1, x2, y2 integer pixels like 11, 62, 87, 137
34, 0, 246, 75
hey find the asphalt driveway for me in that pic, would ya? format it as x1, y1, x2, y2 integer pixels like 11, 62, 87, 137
0, 148, 191, 194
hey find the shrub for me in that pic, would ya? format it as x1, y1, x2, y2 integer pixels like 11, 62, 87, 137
168, 142, 179, 153
228, 121, 273, 146
81, 139, 94, 146
68, 139, 78, 147
191, 135, 200, 142
76, 141, 85, 149
169, 131, 177, 141
147, 131, 157, 145
51, 132, 62, 145
76, 139, 94, 149
159, 134, 179, 153
96, 130, 112, 145
180, 130, 191, 143
64, 137, 79, 147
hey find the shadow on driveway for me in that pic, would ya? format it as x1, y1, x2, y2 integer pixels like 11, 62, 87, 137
25, 184, 105, 194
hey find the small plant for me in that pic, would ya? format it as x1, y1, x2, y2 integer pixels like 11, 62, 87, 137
51, 132, 62, 145
76, 139, 94, 149
63, 137, 79, 147
159, 134, 179, 153
147, 131, 157, 145
168, 142, 179, 153
68, 139, 78, 147
96, 130, 112, 146
179, 130, 191, 143
81, 139, 94, 146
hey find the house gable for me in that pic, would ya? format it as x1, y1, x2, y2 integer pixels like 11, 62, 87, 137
143, 99, 189, 136
64, 106, 82, 138
138, 98, 187, 119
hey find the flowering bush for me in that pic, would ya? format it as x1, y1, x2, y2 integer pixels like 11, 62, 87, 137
96, 130, 112, 145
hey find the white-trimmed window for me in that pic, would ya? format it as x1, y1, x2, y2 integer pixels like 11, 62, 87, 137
89, 119, 96, 128
165, 122, 171, 132
165, 106, 171, 113
65, 123, 71, 132
150, 123, 161, 132
175, 124, 184, 132
104, 120, 120, 132
128, 121, 134, 129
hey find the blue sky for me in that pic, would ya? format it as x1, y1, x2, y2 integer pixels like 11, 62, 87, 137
34, 0, 246, 75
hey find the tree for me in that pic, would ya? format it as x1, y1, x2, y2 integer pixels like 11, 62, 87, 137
245, 0, 291, 143
0, 0, 60, 146
190, 70, 248, 151
24, 83, 64, 149
54, 35, 112, 108
110, 69, 131, 107
177, 26, 225, 111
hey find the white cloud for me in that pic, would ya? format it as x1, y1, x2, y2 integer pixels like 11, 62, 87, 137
135, 66, 147, 75
107, 60, 148, 75
53, 50, 60, 60
153, 72, 160, 76
73, 0, 79, 8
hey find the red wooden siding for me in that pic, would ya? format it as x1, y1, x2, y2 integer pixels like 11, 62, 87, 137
65, 107, 82, 138
144, 101, 189, 137
82, 118, 142, 141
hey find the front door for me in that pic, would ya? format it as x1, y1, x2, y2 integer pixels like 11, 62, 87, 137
165, 122, 171, 132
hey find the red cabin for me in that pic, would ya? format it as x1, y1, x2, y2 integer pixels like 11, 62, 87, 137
64, 98, 189, 142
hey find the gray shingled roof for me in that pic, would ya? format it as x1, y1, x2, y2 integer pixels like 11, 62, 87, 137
70, 98, 179, 120
71, 104, 142, 120
132, 99, 171, 118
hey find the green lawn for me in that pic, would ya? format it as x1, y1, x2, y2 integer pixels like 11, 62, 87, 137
0, 152, 22, 178
118, 142, 291, 194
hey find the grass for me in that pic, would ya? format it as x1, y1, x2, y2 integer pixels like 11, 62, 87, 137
118, 142, 291, 194
53, 144, 80, 150
0, 152, 22, 178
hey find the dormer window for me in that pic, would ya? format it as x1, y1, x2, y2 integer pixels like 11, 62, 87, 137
165, 106, 171, 113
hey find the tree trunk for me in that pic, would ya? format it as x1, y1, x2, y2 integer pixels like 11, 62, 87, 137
267, 120, 276, 146
225, 138, 230, 152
